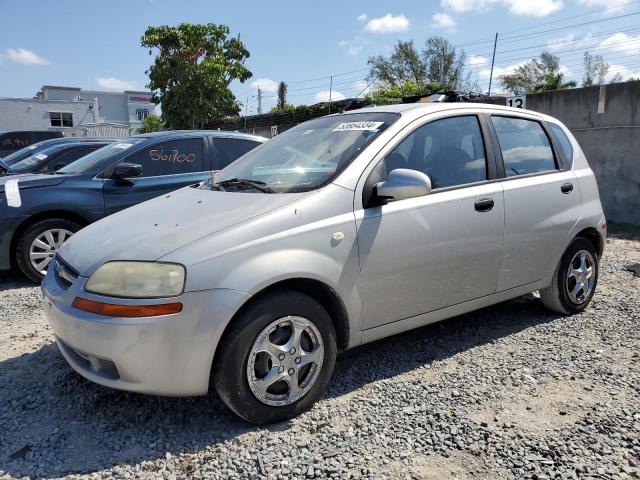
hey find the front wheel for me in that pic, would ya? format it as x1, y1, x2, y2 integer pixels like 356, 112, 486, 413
16, 218, 80, 283
540, 237, 599, 314
214, 291, 337, 424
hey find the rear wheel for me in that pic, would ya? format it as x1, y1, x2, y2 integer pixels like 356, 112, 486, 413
540, 237, 599, 314
16, 218, 80, 283
214, 291, 337, 424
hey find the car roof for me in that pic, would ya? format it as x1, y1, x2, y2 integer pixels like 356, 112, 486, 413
132, 130, 268, 143
348, 102, 558, 123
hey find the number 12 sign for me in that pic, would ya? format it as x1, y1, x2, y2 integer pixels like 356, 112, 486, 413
507, 96, 526, 109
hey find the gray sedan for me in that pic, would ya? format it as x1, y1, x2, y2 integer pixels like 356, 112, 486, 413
42, 103, 606, 424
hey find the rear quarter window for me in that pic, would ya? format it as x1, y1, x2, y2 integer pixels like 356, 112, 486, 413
548, 123, 574, 168
214, 138, 262, 169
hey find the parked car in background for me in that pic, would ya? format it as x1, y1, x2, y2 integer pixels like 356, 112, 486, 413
1, 139, 110, 176
0, 138, 113, 174
0, 130, 266, 281
0, 130, 63, 157
42, 104, 606, 424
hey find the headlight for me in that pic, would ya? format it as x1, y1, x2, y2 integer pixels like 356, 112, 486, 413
85, 262, 186, 298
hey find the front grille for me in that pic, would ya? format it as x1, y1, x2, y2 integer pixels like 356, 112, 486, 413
53, 256, 78, 288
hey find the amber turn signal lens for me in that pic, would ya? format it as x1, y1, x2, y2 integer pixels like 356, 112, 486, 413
72, 297, 183, 318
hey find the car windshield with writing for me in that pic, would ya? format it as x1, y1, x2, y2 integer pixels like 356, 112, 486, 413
211, 113, 399, 193
57, 140, 145, 175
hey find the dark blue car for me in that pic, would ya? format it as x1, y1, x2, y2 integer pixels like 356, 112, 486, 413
0, 139, 110, 176
0, 130, 266, 281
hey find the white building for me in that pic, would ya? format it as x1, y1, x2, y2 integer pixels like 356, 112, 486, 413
0, 85, 157, 137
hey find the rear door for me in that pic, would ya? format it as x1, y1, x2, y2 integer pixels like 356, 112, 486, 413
102, 137, 209, 215
212, 137, 263, 169
489, 114, 580, 291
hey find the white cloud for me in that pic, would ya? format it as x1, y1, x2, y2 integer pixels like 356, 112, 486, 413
548, 33, 575, 50
364, 13, 410, 33
315, 90, 346, 103
432, 12, 456, 31
97, 76, 136, 90
3, 48, 48, 65
578, 0, 631, 9
251, 77, 278, 93
478, 60, 528, 79
468, 55, 489, 66
357, 13, 368, 22
353, 80, 374, 95
608, 63, 640, 81
441, 0, 563, 17
338, 40, 364, 56
598, 32, 640, 55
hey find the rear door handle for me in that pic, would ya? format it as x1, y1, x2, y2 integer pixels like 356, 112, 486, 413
474, 198, 494, 212
561, 183, 574, 194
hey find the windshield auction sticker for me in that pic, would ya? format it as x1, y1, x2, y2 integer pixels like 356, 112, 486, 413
5, 179, 21, 208
112, 143, 134, 150
35, 154, 48, 160
333, 121, 384, 132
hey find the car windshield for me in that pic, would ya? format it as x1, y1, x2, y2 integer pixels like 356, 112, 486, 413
211, 112, 399, 193
7, 145, 66, 173
1, 142, 51, 166
58, 139, 144, 175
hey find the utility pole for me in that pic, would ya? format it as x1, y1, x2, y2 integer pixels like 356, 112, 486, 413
257, 87, 263, 115
244, 96, 249, 132
488, 32, 498, 97
328, 76, 333, 115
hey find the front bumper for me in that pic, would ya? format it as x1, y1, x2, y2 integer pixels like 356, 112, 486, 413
42, 261, 250, 396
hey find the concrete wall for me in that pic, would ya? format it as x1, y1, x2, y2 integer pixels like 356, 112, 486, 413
520, 81, 640, 225
0, 98, 96, 132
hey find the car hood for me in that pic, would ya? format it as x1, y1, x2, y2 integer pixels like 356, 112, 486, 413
58, 185, 308, 276
0, 173, 65, 192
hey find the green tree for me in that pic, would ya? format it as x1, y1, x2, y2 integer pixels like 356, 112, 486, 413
501, 52, 576, 94
582, 52, 609, 87
367, 37, 465, 90
137, 113, 164, 133
364, 81, 445, 106
141, 23, 252, 129
277, 81, 288, 110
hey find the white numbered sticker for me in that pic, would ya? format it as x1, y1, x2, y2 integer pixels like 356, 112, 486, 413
333, 121, 384, 132
35, 153, 48, 160
507, 96, 526, 109
28, 145, 38, 150
5, 179, 21, 208
112, 143, 134, 150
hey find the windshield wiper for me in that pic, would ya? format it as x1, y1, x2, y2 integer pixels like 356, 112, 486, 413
214, 178, 274, 193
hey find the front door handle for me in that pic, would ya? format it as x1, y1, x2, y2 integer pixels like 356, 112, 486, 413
561, 183, 574, 194
474, 198, 494, 212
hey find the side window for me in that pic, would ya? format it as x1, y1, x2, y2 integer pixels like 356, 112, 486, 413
125, 138, 205, 177
214, 138, 261, 169
491, 117, 557, 177
384, 115, 487, 189
48, 147, 97, 171
548, 123, 574, 168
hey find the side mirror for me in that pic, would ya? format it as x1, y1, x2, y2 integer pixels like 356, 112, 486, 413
113, 162, 142, 179
375, 168, 431, 201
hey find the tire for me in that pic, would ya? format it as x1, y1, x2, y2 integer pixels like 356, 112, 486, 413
16, 218, 81, 283
214, 291, 337, 424
540, 237, 599, 315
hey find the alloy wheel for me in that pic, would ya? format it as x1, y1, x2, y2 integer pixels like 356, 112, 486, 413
565, 249, 595, 304
29, 229, 73, 275
246, 316, 324, 406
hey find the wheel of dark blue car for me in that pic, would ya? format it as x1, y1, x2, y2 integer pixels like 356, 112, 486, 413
16, 218, 81, 283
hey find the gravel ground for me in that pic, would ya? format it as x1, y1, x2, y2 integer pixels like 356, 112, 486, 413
0, 235, 638, 480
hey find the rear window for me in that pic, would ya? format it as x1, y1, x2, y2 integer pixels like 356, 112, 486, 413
491, 116, 557, 177
548, 123, 574, 167
214, 138, 261, 169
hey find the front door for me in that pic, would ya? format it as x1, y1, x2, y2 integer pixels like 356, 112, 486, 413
102, 137, 209, 215
357, 114, 505, 329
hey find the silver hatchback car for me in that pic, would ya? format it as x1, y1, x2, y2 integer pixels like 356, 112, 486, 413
42, 103, 606, 424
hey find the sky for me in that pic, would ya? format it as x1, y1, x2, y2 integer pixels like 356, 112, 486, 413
1, 0, 640, 114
